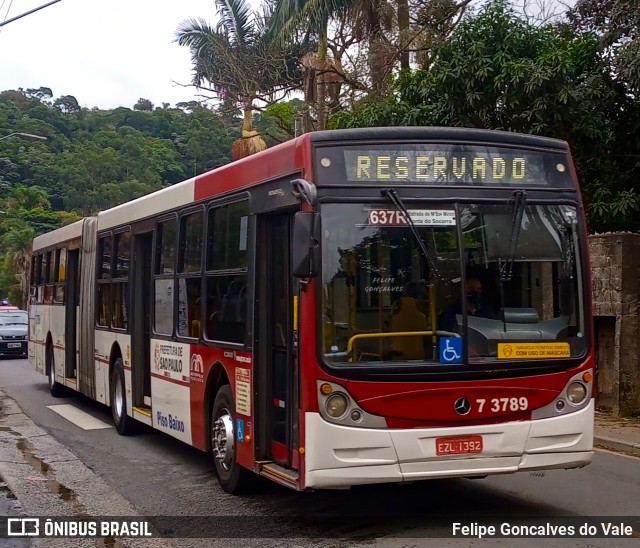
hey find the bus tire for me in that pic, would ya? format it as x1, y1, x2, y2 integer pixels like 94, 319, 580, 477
47, 345, 65, 398
110, 359, 134, 435
211, 384, 252, 494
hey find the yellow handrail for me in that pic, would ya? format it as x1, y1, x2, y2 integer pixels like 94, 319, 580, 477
347, 330, 435, 353
346, 330, 461, 354
429, 282, 437, 346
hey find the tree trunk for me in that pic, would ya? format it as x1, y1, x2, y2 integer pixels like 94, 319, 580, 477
316, 15, 330, 131
231, 102, 266, 160
242, 106, 253, 133
367, 3, 388, 94
397, 0, 410, 71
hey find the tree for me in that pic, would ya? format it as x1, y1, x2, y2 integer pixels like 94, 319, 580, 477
257, 98, 304, 142
331, 0, 640, 232
570, 0, 640, 93
0, 85, 246, 300
53, 95, 81, 114
269, 0, 361, 130
0, 185, 80, 307
176, 0, 302, 158
134, 98, 154, 111
25, 87, 53, 104
268, 0, 481, 131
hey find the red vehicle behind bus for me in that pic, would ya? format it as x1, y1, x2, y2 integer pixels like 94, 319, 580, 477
29, 127, 593, 493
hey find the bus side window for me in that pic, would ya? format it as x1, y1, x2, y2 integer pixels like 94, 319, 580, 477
154, 217, 177, 336
96, 235, 112, 327
204, 200, 249, 344
205, 276, 247, 343
177, 210, 203, 338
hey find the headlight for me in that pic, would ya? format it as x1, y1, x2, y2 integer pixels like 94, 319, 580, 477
325, 393, 348, 418
567, 382, 587, 404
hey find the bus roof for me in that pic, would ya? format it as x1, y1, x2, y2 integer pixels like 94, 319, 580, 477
97, 134, 310, 231
307, 127, 569, 150
32, 218, 86, 252
38, 127, 572, 236
97, 176, 197, 231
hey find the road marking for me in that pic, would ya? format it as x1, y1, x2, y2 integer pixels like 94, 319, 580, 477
47, 404, 112, 430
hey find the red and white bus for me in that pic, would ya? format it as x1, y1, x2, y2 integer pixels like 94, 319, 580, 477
29, 127, 594, 493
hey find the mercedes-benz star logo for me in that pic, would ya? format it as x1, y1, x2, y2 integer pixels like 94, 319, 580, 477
454, 397, 471, 416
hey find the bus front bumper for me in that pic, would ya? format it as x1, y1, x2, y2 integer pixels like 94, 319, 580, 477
303, 400, 594, 489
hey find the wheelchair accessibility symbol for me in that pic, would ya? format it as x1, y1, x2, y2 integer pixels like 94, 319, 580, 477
439, 337, 463, 364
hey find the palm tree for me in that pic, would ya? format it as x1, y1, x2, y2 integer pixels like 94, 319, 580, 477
268, 0, 481, 131
268, 0, 408, 130
269, 0, 346, 131
176, 0, 302, 158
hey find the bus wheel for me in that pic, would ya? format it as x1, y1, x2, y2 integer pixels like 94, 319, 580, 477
47, 346, 65, 398
110, 359, 134, 435
211, 385, 252, 494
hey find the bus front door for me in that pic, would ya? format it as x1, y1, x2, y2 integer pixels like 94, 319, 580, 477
257, 213, 299, 472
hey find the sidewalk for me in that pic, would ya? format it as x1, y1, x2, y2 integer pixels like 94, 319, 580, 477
0, 391, 176, 547
594, 409, 640, 457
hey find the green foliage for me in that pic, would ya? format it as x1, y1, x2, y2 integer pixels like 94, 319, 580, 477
332, 0, 640, 233
571, 0, 640, 94
53, 95, 81, 114
134, 98, 154, 111
256, 99, 304, 142
0, 87, 243, 300
0, 184, 82, 307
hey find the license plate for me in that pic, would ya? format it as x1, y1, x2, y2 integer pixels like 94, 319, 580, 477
7, 342, 22, 348
436, 435, 483, 456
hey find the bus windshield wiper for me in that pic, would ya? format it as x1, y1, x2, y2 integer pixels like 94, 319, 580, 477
499, 190, 527, 282
382, 188, 440, 279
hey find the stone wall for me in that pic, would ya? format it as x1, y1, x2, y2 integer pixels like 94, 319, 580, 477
589, 233, 640, 416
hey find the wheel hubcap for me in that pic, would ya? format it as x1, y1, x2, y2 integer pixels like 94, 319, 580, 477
113, 374, 123, 420
212, 409, 235, 471
48, 358, 54, 387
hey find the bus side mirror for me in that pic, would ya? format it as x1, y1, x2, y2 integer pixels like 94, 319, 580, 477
292, 211, 320, 278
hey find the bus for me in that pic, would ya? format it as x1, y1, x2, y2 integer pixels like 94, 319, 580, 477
29, 127, 594, 494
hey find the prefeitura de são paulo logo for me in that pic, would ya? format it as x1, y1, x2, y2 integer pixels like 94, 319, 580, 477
190, 353, 204, 383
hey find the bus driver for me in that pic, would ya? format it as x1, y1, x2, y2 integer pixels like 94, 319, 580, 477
439, 278, 495, 332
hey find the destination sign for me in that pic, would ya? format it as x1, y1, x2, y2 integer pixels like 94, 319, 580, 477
316, 145, 573, 187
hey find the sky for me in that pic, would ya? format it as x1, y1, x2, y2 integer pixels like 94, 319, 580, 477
0, 0, 576, 112
0, 0, 221, 110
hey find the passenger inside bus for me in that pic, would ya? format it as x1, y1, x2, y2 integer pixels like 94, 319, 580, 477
206, 277, 247, 343
438, 277, 496, 332
389, 282, 429, 360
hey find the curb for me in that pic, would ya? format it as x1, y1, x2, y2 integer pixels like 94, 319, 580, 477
594, 435, 640, 457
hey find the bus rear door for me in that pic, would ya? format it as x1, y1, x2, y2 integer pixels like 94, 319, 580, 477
131, 232, 153, 410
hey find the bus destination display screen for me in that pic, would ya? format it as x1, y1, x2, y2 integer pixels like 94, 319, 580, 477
315, 145, 574, 187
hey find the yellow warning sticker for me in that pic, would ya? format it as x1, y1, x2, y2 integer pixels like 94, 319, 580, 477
497, 342, 570, 359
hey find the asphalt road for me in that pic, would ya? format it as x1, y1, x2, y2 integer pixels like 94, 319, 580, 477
1, 357, 639, 547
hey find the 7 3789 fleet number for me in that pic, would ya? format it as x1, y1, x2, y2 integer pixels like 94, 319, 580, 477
476, 397, 528, 413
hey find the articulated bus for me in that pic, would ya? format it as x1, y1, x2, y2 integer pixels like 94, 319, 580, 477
29, 127, 594, 493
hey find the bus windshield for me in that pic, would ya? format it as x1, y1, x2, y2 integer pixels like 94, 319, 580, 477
320, 202, 587, 368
